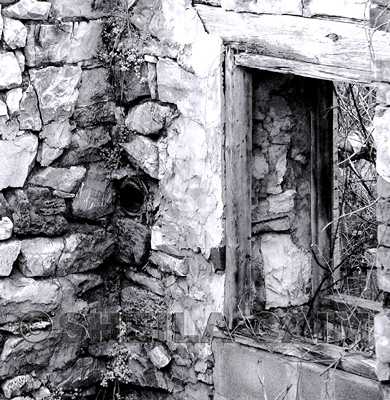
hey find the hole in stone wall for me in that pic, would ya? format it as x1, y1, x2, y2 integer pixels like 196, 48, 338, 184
120, 180, 145, 216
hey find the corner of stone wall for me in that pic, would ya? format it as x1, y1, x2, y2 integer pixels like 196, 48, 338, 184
0, 0, 226, 398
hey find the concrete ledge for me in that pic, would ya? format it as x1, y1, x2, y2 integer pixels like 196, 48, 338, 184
212, 339, 381, 400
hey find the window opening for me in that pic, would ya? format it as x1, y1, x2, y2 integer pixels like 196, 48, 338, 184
332, 83, 380, 302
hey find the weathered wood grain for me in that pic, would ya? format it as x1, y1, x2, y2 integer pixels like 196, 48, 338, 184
311, 80, 334, 302
235, 53, 376, 84
196, 5, 390, 83
224, 48, 252, 328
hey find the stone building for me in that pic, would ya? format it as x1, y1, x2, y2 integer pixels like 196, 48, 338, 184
0, 0, 389, 399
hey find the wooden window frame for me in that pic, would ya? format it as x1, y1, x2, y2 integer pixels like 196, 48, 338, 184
223, 46, 380, 329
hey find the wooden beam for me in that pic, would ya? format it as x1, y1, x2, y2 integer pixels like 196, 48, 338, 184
311, 80, 334, 302
196, 5, 390, 83
234, 53, 375, 84
224, 47, 252, 328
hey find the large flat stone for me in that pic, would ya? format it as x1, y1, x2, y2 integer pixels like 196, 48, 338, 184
125, 101, 178, 136
29, 65, 82, 125
55, 126, 110, 166
116, 218, 151, 265
5, 187, 68, 236
0, 277, 61, 324
221, 0, 302, 15
0, 52, 22, 90
0, 135, 38, 190
71, 163, 115, 220
73, 68, 115, 127
0, 116, 20, 140
25, 21, 102, 67
0, 239, 20, 276
2, 17, 26, 49
57, 228, 115, 276
0, 337, 58, 380
5, 87, 22, 117
305, 0, 366, 20
47, 0, 110, 18
29, 166, 86, 193
260, 233, 311, 308
38, 120, 73, 166
375, 108, 390, 182
121, 136, 159, 179
150, 250, 189, 276
0, 217, 13, 240
18, 84, 42, 131
2, 0, 51, 20
18, 237, 64, 277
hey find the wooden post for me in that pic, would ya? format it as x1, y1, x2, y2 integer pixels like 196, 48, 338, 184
311, 80, 334, 301
224, 47, 253, 328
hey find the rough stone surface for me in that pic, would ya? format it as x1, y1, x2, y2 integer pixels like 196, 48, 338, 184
71, 163, 115, 220
25, 21, 102, 67
29, 166, 86, 193
261, 233, 311, 308
305, 0, 366, 20
2, 0, 51, 20
57, 228, 115, 276
47, 0, 110, 18
18, 237, 64, 277
1, 375, 41, 399
5, 87, 22, 117
150, 250, 189, 276
375, 313, 390, 381
374, 108, 390, 182
0, 52, 22, 90
5, 187, 68, 236
38, 120, 73, 166
221, 0, 302, 15
116, 218, 151, 265
47, 357, 104, 390
0, 337, 58, 380
0, 135, 38, 190
152, 117, 224, 258
30, 65, 82, 125
55, 126, 110, 166
125, 101, 178, 136
0, 216, 13, 240
2, 17, 26, 48
18, 85, 42, 131
14, 49, 25, 71
149, 345, 172, 369
0, 99, 7, 117
73, 68, 115, 128
0, 117, 20, 140
121, 136, 159, 179
268, 190, 296, 214
0, 277, 60, 324
377, 247, 390, 291
0, 239, 20, 276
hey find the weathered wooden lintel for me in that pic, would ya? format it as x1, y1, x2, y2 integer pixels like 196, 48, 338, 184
196, 4, 390, 83
234, 53, 376, 85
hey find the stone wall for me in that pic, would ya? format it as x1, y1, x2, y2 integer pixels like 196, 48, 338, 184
251, 71, 312, 310
0, 0, 389, 399
0, 0, 223, 399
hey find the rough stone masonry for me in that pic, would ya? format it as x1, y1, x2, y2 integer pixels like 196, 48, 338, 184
0, 0, 389, 399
